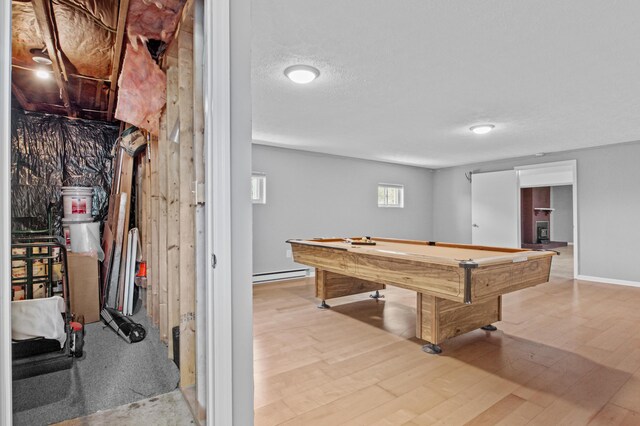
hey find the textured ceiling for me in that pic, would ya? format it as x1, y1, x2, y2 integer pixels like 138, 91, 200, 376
252, 1, 640, 168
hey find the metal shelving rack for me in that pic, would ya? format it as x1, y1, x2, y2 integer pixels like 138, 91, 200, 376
10, 238, 73, 380
10, 205, 65, 301
11, 236, 66, 301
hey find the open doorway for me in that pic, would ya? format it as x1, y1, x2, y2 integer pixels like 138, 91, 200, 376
516, 160, 578, 279
4, 0, 254, 423
3, 1, 208, 424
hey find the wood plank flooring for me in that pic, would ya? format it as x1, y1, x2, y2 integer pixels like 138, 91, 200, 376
254, 246, 640, 425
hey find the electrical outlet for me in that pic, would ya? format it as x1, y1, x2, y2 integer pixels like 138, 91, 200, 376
286, 249, 292, 258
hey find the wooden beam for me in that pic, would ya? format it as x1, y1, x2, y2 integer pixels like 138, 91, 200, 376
136, 155, 148, 309
106, 0, 130, 121
116, 153, 134, 311
178, 17, 196, 387
30, 0, 75, 117
11, 64, 109, 82
158, 110, 169, 342
143, 142, 153, 319
166, 61, 180, 359
150, 135, 160, 326
11, 83, 36, 111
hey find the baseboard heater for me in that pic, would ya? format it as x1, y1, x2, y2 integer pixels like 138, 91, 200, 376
253, 268, 310, 283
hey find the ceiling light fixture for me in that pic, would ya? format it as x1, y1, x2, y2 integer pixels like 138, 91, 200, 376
470, 124, 495, 135
30, 47, 52, 66
35, 69, 50, 80
32, 55, 52, 66
284, 65, 320, 84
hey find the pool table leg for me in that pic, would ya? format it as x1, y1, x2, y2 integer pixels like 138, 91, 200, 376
318, 300, 331, 309
422, 343, 442, 355
481, 325, 498, 331
369, 290, 384, 300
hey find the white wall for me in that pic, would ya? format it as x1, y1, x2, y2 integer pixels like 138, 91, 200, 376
252, 145, 434, 274
433, 141, 640, 283
551, 185, 573, 243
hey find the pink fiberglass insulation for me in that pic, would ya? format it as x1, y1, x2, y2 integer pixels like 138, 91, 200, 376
115, 43, 166, 135
126, 0, 187, 48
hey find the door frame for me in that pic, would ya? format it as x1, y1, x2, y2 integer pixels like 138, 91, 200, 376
0, 0, 253, 423
515, 160, 578, 278
1, 0, 13, 421
204, 0, 253, 424
204, 0, 234, 423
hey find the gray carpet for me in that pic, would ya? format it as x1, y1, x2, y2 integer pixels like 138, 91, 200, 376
12, 306, 180, 426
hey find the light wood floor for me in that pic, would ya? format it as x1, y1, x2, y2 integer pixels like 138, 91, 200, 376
253, 246, 640, 425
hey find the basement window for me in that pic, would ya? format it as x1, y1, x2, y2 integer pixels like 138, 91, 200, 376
378, 184, 404, 208
251, 173, 266, 204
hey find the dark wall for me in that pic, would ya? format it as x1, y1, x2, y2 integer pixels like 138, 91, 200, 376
11, 109, 118, 233
521, 187, 551, 244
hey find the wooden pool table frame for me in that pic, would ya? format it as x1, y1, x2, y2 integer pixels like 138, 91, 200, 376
288, 237, 555, 354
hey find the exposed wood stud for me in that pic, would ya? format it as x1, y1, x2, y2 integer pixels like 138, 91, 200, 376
94, 80, 102, 110
178, 17, 196, 386
166, 61, 180, 359
150, 136, 160, 326
144, 141, 153, 320
10, 83, 36, 111
158, 112, 169, 342
11, 64, 111, 82
106, 0, 131, 121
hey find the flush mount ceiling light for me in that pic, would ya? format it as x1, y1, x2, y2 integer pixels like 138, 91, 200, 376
284, 65, 320, 84
35, 69, 50, 80
32, 54, 52, 66
30, 48, 52, 66
470, 124, 495, 135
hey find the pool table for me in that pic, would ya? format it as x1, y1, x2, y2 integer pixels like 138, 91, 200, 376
287, 237, 555, 354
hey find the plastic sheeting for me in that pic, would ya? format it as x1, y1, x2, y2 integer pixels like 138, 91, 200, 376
11, 110, 117, 234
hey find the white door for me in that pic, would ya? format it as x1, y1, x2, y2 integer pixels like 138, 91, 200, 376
471, 170, 519, 248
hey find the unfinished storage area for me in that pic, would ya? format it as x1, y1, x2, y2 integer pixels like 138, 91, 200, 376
9, 0, 205, 423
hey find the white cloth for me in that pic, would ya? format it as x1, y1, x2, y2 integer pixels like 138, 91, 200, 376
11, 296, 67, 347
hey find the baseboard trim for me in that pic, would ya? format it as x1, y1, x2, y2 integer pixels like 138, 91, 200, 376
253, 269, 309, 283
576, 275, 640, 288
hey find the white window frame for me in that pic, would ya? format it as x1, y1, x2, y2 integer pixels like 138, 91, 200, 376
378, 183, 404, 208
251, 173, 266, 204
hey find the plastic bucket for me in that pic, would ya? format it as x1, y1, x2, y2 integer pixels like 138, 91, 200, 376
62, 217, 93, 250
61, 187, 94, 220
69, 221, 104, 261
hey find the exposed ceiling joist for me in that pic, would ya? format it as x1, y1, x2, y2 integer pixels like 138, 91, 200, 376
11, 83, 37, 111
31, 0, 76, 117
107, 0, 130, 121
11, 64, 109, 82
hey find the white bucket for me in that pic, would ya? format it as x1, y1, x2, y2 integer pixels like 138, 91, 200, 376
62, 217, 93, 250
61, 187, 94, 220
68, 221, 104, 261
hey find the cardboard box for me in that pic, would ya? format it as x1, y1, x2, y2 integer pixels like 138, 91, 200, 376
67, 253, 101, 323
